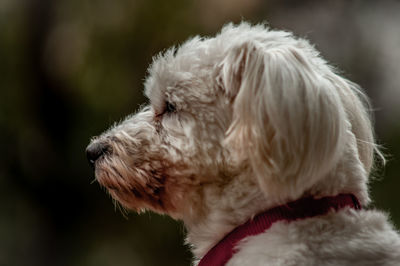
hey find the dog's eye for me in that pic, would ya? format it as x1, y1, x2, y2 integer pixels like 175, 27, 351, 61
156, 101, 176, 118
165, 101, 176, 113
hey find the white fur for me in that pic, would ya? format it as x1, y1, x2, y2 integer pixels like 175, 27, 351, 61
229, 209, 400, 266
88, 22, 400, 265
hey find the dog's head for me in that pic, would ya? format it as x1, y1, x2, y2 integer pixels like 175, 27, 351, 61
87, 22, 379, 223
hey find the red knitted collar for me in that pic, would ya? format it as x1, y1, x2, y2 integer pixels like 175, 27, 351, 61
198, 194, 361, 266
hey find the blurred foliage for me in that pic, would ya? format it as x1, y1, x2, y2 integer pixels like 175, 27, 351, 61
1, 0, 399, 265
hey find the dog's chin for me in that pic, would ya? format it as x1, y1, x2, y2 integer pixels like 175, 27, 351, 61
94, 158, 175, 215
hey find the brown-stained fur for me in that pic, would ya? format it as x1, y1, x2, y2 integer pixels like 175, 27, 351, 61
96, 151, 175, 213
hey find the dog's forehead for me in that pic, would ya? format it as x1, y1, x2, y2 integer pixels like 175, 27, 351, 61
144, 39, 221, 101
144, 62, 198, 106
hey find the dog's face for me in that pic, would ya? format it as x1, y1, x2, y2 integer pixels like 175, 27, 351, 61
88, 40, 235, 219
87, 23, 377, 223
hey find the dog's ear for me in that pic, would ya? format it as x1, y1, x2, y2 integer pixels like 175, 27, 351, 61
218, 41, 348, 199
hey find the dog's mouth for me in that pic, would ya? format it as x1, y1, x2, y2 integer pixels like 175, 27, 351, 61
88, 149, 173, 214
86, 132, 186, 217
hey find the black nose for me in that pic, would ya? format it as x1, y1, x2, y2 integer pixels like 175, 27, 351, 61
86, 142, 109, 167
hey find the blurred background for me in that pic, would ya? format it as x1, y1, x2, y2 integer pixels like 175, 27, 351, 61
1, 0, 399, 265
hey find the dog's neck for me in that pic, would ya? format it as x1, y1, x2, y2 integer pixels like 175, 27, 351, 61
184, 173, 279, 258
184, 142, 369, 259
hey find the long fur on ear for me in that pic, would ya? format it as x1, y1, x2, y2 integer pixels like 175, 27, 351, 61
220, 40, 352, 199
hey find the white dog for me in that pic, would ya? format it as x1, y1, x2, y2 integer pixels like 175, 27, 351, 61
86, 22, 400, 265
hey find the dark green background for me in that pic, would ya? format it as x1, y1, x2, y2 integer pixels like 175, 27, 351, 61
1, 0, 399, 265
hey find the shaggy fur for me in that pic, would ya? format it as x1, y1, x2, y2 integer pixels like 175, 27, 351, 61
87, 22, 400, 265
